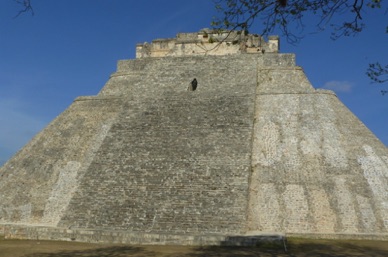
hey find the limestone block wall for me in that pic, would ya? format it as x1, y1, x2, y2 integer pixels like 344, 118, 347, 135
0, 97, 122, 226
99, 54, 263, 97
58, 54, 259, 235
1, 41, 387, 242
247, 66, 388, 234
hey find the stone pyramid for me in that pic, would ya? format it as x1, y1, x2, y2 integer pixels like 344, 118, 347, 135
1, 30, 387, 245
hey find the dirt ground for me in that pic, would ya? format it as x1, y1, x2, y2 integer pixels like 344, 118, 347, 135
0, 236, 387, 257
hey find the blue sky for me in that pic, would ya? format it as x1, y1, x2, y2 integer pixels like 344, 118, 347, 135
0, 1, 387, 165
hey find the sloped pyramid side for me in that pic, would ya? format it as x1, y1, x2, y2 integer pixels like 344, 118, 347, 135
0, 96, 122, 225
247, 66, 388, 236
0, 46, 387, 244
0, 54, 263, 241
57, 54, 261, 235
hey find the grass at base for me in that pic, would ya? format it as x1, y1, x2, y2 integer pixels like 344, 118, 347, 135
0, 236, 387, 257
287, 237, 388, 256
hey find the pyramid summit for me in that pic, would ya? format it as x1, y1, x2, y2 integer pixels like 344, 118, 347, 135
0, 30, 387, 245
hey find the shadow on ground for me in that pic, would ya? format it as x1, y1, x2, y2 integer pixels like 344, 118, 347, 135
1, 237, 386, 257
175, 241, 388, 257
24, 246, 151, 257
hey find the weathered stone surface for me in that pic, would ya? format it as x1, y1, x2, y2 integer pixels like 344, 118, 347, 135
0, 31, 387, 244
58, 54, 257, 235
247, 91, 388, 234
136, 30, 279, 58
1, 224, 286, 246
0, 97, 122, 226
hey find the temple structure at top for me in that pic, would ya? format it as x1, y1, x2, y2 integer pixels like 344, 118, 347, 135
136, 29, 279, 58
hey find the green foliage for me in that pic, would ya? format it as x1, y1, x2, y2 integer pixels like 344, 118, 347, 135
212, 0, 388, 86
255, 240, 285, 250
212, 0, 387, 43
367, 0, 382, 8
367, 62, 388, 83
208, 37, 218, 43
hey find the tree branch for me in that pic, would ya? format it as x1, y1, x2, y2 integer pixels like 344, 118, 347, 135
13, 0, 34, 18
212, 0, 380, 41
367, 62, 388, 83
